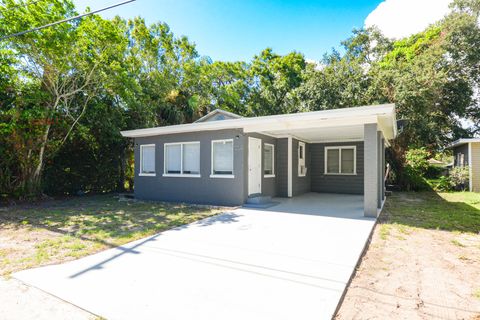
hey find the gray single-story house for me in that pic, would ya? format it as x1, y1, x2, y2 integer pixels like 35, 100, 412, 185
121, 104, 397, 217
449, 138, 480, 192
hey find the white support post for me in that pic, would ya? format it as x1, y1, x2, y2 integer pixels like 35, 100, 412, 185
382, 138, 386, 200
287, 136, 292, 197
468, 142, 472, 192
364, 123, 379, 217
377, 131, 382, 209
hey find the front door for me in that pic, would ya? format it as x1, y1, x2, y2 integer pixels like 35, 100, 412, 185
248, 137, 262, 195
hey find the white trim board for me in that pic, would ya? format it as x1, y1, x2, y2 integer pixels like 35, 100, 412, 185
264, 143, 275, 178
287, 137, 292, 197
468, 142, 473, 192
121, 104, 397, 140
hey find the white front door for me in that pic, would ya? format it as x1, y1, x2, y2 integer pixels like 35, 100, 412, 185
248, 137, 262, 195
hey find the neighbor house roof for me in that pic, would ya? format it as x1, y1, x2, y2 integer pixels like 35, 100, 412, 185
448, 138, 480, 148
121, 104, 397, 141
194, 109, 242, 123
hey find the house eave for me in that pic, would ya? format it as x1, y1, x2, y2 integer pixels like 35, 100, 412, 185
121, 104, 397, 140
447, 138, 480, 148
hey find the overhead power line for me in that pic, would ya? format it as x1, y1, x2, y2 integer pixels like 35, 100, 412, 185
0, 0, 136, 41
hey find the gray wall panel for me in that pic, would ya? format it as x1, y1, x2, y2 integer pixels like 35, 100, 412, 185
292, 139, 311, 196
275, 138, 289, 197
310, 141, 364, 195
134, 129, 245, 206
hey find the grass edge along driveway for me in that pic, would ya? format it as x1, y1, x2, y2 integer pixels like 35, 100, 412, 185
0, 194, 224, 277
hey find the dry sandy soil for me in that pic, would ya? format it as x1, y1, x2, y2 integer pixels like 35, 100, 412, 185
0, 277, 94, 320
336, 193, 480, 320
1, 193, 479, 319
0, 195, 220, 320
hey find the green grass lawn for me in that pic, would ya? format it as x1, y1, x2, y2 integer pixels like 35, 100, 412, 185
382, 191, 480, 233
0, 195, 222, 276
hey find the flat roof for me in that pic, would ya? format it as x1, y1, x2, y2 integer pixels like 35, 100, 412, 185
449, 138, 480, 148
121, 104, 397, 140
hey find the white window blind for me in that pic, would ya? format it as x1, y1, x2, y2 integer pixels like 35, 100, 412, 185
298, 142, 306, 176
165, 144, 181, 174
326, 149, 339, 173
212, 140, 233, 175
325, 146, 356, 174
341, 148, 354, 174
264, 144, 274, 175
183, 143, 200, 174
141, 145, 155, 174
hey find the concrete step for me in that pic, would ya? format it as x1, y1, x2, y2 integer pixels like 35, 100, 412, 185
246, 195, 272, 205
243, 202, 279, 209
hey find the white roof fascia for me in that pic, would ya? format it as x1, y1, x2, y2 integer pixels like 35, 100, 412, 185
449, 138, 480, 148
121, 104, 396, 139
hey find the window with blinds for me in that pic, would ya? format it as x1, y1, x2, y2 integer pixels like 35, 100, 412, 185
140, 144, 156, 175
298, 142, 306, 176
325, 146, 356, 175
264, 143, 275, 176
164, 142, 200, 176
211, 140, 233, 176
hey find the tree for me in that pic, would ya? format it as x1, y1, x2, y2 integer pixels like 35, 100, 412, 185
0, 0, 126, 196
248, 48, 306, 116
298, 28, 392, 110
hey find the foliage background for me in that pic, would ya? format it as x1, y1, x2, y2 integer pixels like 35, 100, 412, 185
0, 0, 479, 199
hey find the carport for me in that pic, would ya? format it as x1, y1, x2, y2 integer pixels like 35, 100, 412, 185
247, 105, 396, 217
15, 193, 375, 320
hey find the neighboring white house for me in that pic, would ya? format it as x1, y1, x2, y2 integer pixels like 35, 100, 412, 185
450, 138, 480, 192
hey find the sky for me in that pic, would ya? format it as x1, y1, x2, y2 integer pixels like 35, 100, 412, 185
73, 0, 453, 62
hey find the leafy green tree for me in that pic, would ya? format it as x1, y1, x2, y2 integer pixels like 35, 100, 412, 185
298, 28, 391, 110
0, 0, 126, 196
248, 48, 306, 116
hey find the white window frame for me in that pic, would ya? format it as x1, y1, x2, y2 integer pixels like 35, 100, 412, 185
210, 139, 234, 178
163, 141, 201, 178
298, 141, 306, 177
139, 144, 156, 176
324, 146, 357, 175
264, 143, 275, 178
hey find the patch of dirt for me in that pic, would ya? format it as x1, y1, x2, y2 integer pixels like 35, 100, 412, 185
0, 225, 86, 276
0, 277, 95, 320
336, 223, 480, 319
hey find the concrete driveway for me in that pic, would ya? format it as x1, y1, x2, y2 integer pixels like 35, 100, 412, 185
14, 193, 375, 320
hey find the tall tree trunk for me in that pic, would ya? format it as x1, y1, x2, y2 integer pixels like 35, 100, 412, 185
117, 148, 126, 193
27, 123, 51, 197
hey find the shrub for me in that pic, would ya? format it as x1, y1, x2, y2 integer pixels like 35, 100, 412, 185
449, 166, 469, 190
401, 148, 431, 191
403, 165, 430, 191
405, 148, 430, 176
429, 176, 452, 191
425, 165, 444, 179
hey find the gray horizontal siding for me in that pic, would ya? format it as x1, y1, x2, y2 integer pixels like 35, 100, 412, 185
292, 139, 311, 196
310, 141, 364, 195
275, 138, 289, 197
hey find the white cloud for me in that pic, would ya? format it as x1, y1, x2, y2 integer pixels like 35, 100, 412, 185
365, 0, 453, 39
305, 58, 324, 70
